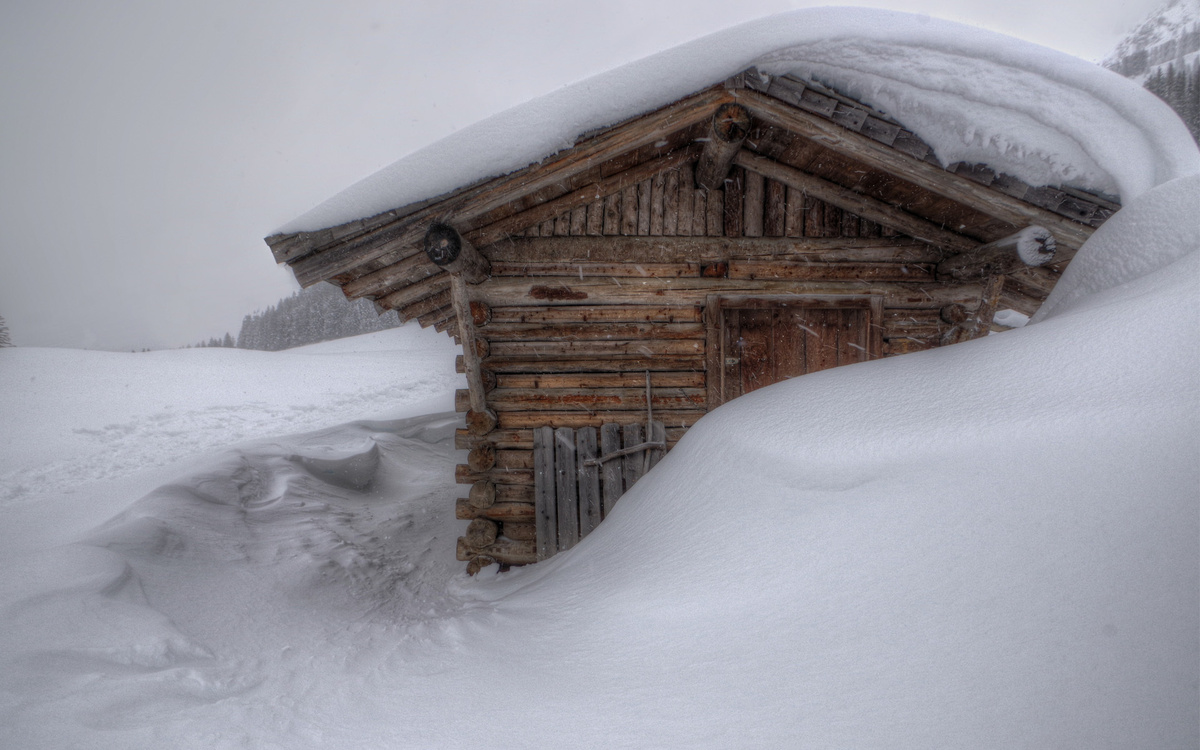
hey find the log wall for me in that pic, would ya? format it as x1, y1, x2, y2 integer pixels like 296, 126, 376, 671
454, 160, 979, 565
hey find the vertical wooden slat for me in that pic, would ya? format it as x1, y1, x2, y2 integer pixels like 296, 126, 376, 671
804, 196, 825, 237
600, 423, 623, 516
841, 210, 860, 237
705, 297, 723, 410
743, 169, 764, 237
774, 307, 807, 382
577, 427, 601, 538
738, 308, 773, 395
840, 308, 869, 366
785, 186, 805, 237
650, 172, 666, 236
663, 168, 679, 236
602, 192, 621, 235
723, 166, 744, 237
586, 200, 603, 236
822, 202, 842, 238
805, 309, 840, 373
554, 427, 579, 551
637, 179, 652, 235
554, 212, 571, 236
540, 219, 556, 237
570, 206, 587, 236
722, 307, 740, 404
859, 217, 879, 237
622, 423, 645, 490
706, 189, 724, 236
647, 420, 666, 471
620, 185, 638, 235
534, 426, 556, 561
764, 179, 786, 237
692, 190, 707, 236
677, 166, 694, 237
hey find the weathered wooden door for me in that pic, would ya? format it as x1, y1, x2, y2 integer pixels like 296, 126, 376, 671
707, 295, 883, 406
533, 421, 665, 561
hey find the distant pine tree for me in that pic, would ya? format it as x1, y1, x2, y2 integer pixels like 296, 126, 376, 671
0, 315, 12, 347
235, 282, 401, 351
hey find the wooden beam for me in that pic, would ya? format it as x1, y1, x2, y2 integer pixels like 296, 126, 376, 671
285, 87, 734, 287
969, 275, 1006, 340
473, 275, 987, 310
424, 223, 490, 283
732, 150, 977, 253
937, 226, 1057, 281
483, 235, 942, 264
451, 274, 497, 434
695, 103, 752, 190
734, 88, 1095, 251
470, 148, 699, 247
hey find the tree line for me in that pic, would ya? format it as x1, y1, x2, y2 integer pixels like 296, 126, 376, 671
1143, 58, 1200, 144
190, 282, 402, 351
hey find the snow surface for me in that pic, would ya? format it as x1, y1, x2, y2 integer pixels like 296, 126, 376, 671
2, 176, 1197, 747
279, 7, 1200, 235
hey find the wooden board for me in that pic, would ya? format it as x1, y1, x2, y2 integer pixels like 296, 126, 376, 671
533, 426, 555, 561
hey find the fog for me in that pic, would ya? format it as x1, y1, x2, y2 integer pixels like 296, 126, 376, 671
0, 0, 1163, 350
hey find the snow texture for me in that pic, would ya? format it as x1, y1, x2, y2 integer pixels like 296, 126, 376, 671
279, 7, 1200, 235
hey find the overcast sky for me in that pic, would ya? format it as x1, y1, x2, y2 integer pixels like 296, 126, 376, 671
0, 0, 1164, 350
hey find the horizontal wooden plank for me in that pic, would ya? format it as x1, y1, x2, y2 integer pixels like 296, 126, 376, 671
475, 276, 986, 309
727, 260, 935, 282
883, 310, 946, 338
375, 274, 449, 311
495, 449, 533, 470
483, 235, 943, 264
495, 371, 705, 389
456, 537, 536, 565
483, 322, 703, 342
456, 464, 535, 485
458, 387, 706, 412
495, 410, 707, 430
487, 339, 703, 358
455, 426, 690, 450
457, 497, 535, 521
884, 337, 938, 355
459, 355, 705, 374
491, 261, 703, 278
486, 304, 703, 325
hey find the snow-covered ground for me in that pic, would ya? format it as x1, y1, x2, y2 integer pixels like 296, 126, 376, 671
1, 175, 1196, 748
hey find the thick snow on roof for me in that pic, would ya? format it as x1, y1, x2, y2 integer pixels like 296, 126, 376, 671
279, 7, 1200, 235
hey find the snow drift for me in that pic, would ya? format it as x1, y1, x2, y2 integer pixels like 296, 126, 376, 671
280, 7, 1199, 235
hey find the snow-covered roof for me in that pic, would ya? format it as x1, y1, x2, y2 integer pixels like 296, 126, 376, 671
279, 7, 1200, 235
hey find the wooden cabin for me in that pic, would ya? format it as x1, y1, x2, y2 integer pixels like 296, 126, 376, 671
264, 68, 1118, 574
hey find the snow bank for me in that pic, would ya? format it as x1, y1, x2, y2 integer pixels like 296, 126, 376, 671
279, 7, 1199, 234
0, 325, 462, 508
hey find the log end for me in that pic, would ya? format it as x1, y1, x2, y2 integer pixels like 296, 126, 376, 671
466, 556, 496, 576
1015, 226, 1056, 266
468, 480, 497, 509
465, 408, 498, 436
424, 223, 462, 266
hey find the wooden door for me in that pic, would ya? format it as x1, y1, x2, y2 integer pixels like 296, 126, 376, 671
707, 296, 882, 407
